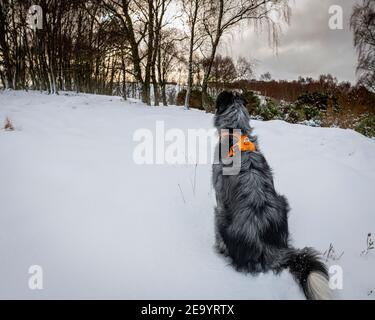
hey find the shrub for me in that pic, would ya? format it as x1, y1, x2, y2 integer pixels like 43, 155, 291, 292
299, 119, 323, 127
255, 99, 283, 121
205, 94, 215, 111
354, 115, 375, 138
242, 90, 261, 115
296, 92, 340, 113
299, 104, 322, 121
283, 100, 323, 124
296, 92, 326, 111
176, 89, 213, 110
284, 105, 305, 123
176, 89, 187, 106
4, 117, 14, 131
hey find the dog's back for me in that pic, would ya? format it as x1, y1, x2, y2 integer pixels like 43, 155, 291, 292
213, 147, 290, 273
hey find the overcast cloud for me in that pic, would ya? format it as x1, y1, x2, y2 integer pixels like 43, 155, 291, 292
218, 0, 360, 84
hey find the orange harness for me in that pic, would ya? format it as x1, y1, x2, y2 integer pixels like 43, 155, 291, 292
220, 132, 256, 157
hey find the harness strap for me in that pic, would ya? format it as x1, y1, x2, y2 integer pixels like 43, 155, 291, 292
220, 132, 256, 157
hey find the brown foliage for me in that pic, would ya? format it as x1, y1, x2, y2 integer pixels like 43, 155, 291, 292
231, 75, 375, 128
4, 117, 14, 131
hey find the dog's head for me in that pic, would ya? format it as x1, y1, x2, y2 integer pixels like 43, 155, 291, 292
214, 91, 251, 133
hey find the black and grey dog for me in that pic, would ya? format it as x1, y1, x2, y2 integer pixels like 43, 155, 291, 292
212, 91, 331, 300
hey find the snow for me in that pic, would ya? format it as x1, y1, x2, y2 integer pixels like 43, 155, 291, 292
1, 90, 375, 299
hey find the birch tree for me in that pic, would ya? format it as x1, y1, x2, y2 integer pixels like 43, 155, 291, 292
351, 0, 375, 92
182, 0, 205, 109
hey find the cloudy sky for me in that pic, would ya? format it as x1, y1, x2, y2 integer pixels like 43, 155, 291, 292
218, 0, 360, 84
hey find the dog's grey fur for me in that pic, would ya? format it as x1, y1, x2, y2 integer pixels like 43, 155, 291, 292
212, 91, 331, 300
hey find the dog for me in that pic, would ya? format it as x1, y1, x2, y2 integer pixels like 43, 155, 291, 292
212, 91, 331, 300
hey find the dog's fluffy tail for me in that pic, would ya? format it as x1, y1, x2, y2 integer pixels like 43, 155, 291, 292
275, 247, 331, 300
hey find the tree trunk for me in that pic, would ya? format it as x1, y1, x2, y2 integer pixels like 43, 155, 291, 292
201, 44, 219, 111
161, 82, 167, 106
121, 55, 127, 100
0, 2, 14, 89
142, 0, 155, 105
152, 67, 159, 106
184, 0, 199, 110
201, 0, 224, 111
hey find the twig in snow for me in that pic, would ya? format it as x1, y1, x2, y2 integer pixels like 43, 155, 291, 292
189, 177, 194, 193
323, 243, 344, 262
361, 233, 374, 256
193, 163, 197, 196
178, 184, 186, 204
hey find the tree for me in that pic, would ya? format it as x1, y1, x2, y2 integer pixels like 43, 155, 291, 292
236, 56, 254, 80
260, 72, 272, 81
200, 0, 290, 110
0, 0, 13, 89
102, 0, 173, 105
101, 0, 151, 104
151, 0, 171, 106
351, 0, 375, 92
203, 55, 237, 85
182, 0, 205, 109
0, 0, 124, 93
157, 28, 185, 105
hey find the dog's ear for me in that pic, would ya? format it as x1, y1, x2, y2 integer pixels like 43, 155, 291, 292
216, 91, 234, 114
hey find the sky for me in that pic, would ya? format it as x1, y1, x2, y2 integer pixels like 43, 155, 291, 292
218, 0, 360, 84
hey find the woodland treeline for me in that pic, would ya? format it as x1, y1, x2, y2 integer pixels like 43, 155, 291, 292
0, 0, 374, 114
234, 75, 375, 118
0, 0, 289, 108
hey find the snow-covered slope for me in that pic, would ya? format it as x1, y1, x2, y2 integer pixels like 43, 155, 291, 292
0, 91, 374, 299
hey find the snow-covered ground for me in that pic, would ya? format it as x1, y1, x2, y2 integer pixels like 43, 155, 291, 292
1, 90, 375, 299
